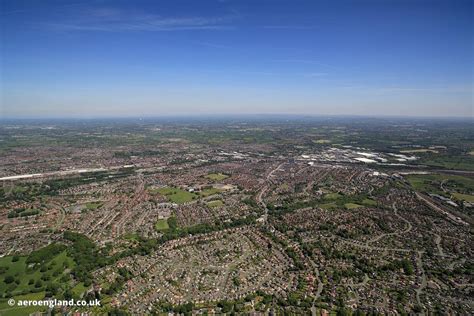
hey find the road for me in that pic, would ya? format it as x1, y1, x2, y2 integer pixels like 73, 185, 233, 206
256, 162, 286, 223
365, 202, 412, 246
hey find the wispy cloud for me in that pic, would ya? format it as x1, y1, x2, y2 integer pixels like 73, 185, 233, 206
43, 7, 238, 32
272, 59, 337, 69
304, 72, 328, 77
193, 41, 233, 49
339, 84, 474, 94
263, 25, 316, 30
1, 2, 87, 16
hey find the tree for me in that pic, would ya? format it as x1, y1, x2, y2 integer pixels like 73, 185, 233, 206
4, 276, 14, 284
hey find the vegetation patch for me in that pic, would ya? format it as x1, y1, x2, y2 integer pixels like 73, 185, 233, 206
7, 208, 40, 218
344, 203, 363, 209
400, 149, 438, 153
155, 218, 170, 231
199, 187, 222, 197
0, 291, 47, 316
0, 248, 75, 299
323, 193, 342, 200
207, 200, 224, 208
417, 155, 474, 171
151, 187, 198, 204
313, 139, 331, 144
85, 201, 103, 210
451, 193, 474, 202
318, 202, 337, 209
205, 173, 229, 181
362, 198, 377, 206
406, 173, 474, 196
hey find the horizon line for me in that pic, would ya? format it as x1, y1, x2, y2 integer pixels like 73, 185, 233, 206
1, 113, 473, 121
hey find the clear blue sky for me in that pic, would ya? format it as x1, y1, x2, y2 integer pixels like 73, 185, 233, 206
1, 0, 473, 118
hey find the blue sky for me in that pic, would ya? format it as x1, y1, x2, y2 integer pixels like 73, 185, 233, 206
1, 0, 473, 118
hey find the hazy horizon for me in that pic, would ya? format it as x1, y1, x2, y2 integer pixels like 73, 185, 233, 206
1, 0, 473, 118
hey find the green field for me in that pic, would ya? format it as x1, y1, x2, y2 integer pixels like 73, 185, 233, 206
85, 201, 103, 210
199, 187, 222, 197
318, 202, 337, 209
313, 139, 331, 144
418, 155, 474, 171
345, 203, 363, 209
71, 282, 87, 298
207, 200, 224, 208
151, 187, 198, 204
451, 193, 474, 202
0, 291, 46, 316
323, 193, 342, 200
205, 173, 229, 181
400, 149, 438, 153
406, 173, 474, 195
155, 218, 170, 231
0, 250, 75, 297
362, 198, 377, 206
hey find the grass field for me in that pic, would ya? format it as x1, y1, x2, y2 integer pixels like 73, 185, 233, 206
0, 291, 46, 316
71, 282, 87, 298
345, 203, 363, 209
155, 218, 170, 231
207, 200, 224, 208
0, 251, 75, 297
151, 187, 198, 204
406, 173, 474, 194
313, 139, 331, 144
85, 201, 103, 210
451, 193, 474, 202
362, 198, 377, 206
418, 155, 474, 171
205, 173, 229, 181
318, 202, 337, 209
199, 187, 222, 197
324, 193, 342, 200
400, 149, 438, 153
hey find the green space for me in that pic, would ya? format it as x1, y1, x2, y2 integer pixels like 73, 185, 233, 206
207, 200, 224, 208
406, 173, 474, 196
345, 203, 363, 209
199, 187, 222, 197
0, 169, 135, 203
362, 198, 377, 206
0, 246, 75, 298
451, 193, 474, 202
418, 154, 474, 171
122, 233, 140, 241
71, 282, 87, 298
271, 189, 388, 215
150, 187, 198, 204
85, 201, 103, 210
318, 202, 337, 209
155, 218, 170, 231
313, 139, 331, 144
205, 173, 229, 181
0, 291, 47, 316
323, 193, 342, 200
7, 208, 40, 218
400, 149, 438, 153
